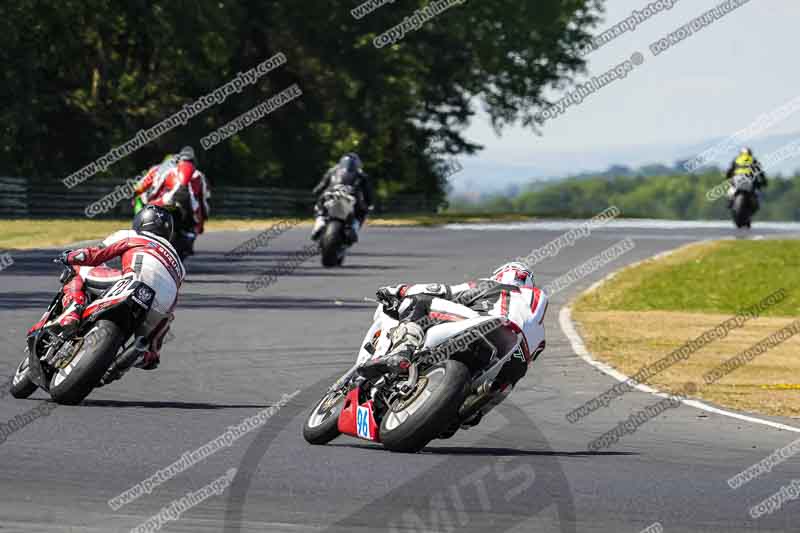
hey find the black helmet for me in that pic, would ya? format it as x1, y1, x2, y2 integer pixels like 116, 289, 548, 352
338, 152, 363, 174
133, 205, 174, 241
178, 146, 196, 162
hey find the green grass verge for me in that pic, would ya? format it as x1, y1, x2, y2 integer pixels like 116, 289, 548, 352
575, 240, 800, 317
0, 219, 131, 250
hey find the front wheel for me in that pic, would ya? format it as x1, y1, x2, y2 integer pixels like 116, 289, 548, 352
49, 320, 125, 405
320, 220, 344, 268
303, 389, 346, 445
380, 360, 471, 453
10, 354, 37, 399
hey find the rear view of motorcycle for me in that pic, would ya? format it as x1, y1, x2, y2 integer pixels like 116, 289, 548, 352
303, 298, 524, 452
10, 258, 157, 405
730, 174, 757, 229
317, 185, 359, 267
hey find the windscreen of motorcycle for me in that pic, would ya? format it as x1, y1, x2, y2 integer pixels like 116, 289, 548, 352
325, 193, 356, 220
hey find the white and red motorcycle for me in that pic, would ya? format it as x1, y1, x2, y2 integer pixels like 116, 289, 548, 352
10, 258, 156, 405
303, 296, 527, 453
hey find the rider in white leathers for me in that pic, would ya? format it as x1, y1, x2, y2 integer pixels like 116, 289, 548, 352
359, 262, 548, 427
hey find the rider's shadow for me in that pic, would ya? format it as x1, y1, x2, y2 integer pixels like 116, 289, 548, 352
327, 442, 638, 457
76, 399, 270, 410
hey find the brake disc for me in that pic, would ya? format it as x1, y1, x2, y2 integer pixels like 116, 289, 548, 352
390, 375, 429, 412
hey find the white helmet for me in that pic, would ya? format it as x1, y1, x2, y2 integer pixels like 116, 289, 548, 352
491, 262, 535, 289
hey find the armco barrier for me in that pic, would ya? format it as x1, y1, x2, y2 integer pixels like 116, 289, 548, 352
0, 177, 440, 218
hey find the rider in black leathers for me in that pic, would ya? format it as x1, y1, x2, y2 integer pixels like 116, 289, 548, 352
726, 147, 767, 211
310, 153, 375, 242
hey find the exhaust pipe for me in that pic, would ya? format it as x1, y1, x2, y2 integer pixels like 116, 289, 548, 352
100, 337, 148, 386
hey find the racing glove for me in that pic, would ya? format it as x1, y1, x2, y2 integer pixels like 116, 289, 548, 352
65, 249, 88, 264
54, 250, 73, 265
376, 285, 408, 318
376, 284, 407, 305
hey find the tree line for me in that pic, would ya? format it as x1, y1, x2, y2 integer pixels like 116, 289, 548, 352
451, 171, 800, 221
0, 0, 602, 204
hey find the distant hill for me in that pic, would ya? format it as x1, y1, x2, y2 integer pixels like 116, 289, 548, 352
448, 130, 800, 197
447, 170, 800, 222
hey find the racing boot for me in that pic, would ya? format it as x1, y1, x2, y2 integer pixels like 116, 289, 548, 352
345, 219, 360, 244
310, 216, 326, 241
44, 302, 83, 337
357, 322, 423, 379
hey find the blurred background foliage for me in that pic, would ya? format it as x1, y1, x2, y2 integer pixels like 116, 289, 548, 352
0, 0, 603, 205
449, 170, 800, 221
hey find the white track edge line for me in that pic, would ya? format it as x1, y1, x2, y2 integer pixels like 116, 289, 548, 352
558, 243, 800, 434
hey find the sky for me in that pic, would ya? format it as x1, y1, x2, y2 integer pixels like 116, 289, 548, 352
453, 0, 800, 193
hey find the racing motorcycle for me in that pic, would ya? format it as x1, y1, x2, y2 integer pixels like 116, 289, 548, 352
302, 296, 525, 452
9, 258, 157, 405
316, 184, 359, 267
729, 174, 758, 229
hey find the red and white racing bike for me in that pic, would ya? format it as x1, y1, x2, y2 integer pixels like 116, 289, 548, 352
10, 258, 157, 404
303, 295, 526, 452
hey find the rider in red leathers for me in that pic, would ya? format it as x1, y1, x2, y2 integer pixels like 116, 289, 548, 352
35, 206, 185, 370
133, 147, 209, 236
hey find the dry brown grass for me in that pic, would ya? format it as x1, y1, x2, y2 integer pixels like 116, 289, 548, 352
572, 309, 800, 418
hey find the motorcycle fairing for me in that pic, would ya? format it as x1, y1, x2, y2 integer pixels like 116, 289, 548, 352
322, 186, 357, 222
422, 315, 503, 351
356, 306, 519, 369
356, 306, 398, 365
338, 389, 380, 442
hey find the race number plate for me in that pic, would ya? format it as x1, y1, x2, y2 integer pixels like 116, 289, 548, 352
356, 406, 372, 439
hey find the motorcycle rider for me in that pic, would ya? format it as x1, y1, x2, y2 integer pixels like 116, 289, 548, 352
39, 205, 185, 371
310, 152, 375, 242
726, 147, 767, 210
133, 152, 179, 210
133, 146, 210, 238
358, 261, 548, 428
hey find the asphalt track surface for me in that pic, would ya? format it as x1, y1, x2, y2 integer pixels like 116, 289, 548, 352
1, 220, 799, 533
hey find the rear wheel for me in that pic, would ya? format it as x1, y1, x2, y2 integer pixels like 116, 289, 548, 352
732, 194, 751, 229
303, 389, 346, 445
49, 320, 125, 405
320, 220, 344, 267
380, 360, 470, 453
10, 354, 37, 399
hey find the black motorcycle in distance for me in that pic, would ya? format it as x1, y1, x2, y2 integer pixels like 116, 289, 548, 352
317, 185, 359, 267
